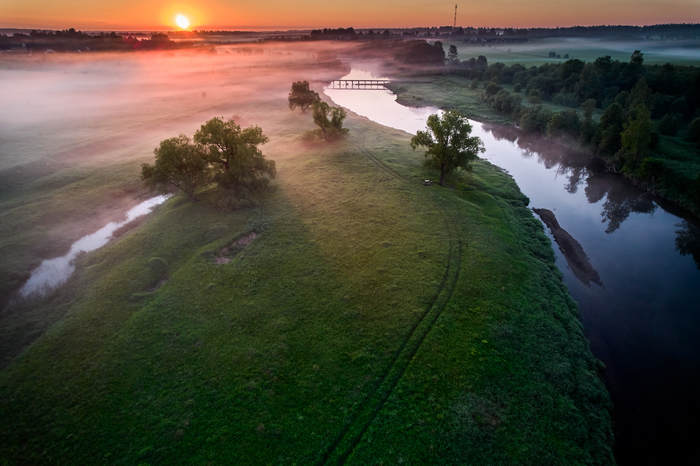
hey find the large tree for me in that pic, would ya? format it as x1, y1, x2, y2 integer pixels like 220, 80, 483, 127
311, 101, 349, 141
194, 117, 275, 196
288, 81, 320, 112
411, 111, 484, 186
141, 135, 209, 199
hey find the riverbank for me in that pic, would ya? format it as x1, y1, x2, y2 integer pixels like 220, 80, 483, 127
386, 70, 700, 464
389, 75, 700, 219
0, 48, 613, 463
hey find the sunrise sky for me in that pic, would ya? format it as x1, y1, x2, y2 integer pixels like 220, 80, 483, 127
1, 0, 698, 30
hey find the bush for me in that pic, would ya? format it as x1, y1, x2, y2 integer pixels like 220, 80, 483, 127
658, 113, 682, 136
519, 106, 552, 134
688, 117, 700, 144
288, 81, 320, 112
638, 157, 665, 181
141, 135, 210, 199
310, 101, 349, 141
552, 92, 579, 108
484, 82, 502, 96
527, 89, 542, 104
488, 89, 521, 116
195, 117, 275, 197
546, 110, 581, 137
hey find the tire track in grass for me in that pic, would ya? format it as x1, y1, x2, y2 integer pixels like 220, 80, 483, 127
317, 135, 463, 465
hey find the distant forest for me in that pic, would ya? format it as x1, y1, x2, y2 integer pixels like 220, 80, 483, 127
0, 28, 180, 52
308, 24, 700, 42
449, 49, 700, 214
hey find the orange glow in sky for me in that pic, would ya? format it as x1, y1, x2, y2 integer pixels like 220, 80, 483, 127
175, 14, 190, 30
0, 0, 698, 30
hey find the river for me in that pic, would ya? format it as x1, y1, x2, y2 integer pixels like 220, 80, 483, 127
19, 194, 171, 298
326, 69, 700, 464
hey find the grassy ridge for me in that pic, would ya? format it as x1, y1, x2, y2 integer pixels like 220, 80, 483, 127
0, 103, 612, 462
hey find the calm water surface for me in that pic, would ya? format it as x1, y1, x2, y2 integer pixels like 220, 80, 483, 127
326, 69, 700, 464
20, 195, 170, 297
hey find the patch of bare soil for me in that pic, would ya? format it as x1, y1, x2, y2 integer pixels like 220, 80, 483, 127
215, 231, 258, 264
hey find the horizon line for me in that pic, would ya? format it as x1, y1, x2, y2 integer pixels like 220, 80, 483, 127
2, 22, 700, 33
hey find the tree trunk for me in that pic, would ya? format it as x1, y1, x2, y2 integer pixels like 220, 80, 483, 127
439, 163, 446, 186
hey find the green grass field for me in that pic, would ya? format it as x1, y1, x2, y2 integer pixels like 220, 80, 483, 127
389, 75, 596, 125
0, 51, 613, 463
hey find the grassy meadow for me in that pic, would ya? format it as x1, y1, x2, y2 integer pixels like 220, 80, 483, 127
389, 75, 597, 125
0, 44, 612, 463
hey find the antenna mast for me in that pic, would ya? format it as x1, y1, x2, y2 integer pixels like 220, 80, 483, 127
453, 4, 458, 28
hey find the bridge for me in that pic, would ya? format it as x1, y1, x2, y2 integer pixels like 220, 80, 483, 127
327, 79, 390, 90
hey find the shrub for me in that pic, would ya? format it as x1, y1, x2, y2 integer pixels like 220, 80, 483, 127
288, 81, 320, 112
141, 135, 209, 199
310, 101, 349, 141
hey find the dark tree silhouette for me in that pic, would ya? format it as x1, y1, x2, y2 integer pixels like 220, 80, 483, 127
288, 81, 320, 112
311, 101, 349, 141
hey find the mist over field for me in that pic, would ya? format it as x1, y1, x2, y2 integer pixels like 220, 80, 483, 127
440, 37, 700, 65
1, 23, 700, 464
0, 43, 354, 171
0, 42, 357, 312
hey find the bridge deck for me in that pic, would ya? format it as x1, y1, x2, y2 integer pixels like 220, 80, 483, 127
328, 79, 390, 90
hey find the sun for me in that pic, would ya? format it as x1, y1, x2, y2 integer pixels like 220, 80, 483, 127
175, 14, 191, 30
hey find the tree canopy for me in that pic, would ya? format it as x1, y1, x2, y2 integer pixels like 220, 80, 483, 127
141, 135, 209, 199
194, 117, 275, 196
142, 117, 275, 201
311, 101, 349, 141
619, 103, 652, 169
411, 111, 484, 185
447, 44, 459, 64
288, 81, 320, 112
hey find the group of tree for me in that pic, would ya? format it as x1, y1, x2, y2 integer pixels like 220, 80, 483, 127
456, 49, 699, 118
288, 81, 348, 141
447, 48, 700, 205
309, 28, 358, 40
142, 117, 275, 200
289, 82, 482, 186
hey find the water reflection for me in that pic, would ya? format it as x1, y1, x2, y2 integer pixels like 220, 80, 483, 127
676, 220, 700, 268
484, 123, 662, 235
324, 69, 442, 135
327, 68, 700, 464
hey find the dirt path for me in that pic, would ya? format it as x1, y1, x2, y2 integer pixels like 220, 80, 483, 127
318, 135, 464, 464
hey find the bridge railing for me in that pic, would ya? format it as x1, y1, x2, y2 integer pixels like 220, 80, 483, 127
327, 79, 391, 90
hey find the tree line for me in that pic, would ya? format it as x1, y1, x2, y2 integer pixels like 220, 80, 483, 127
0, 29, 180, 52
449, 49, 700, 209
